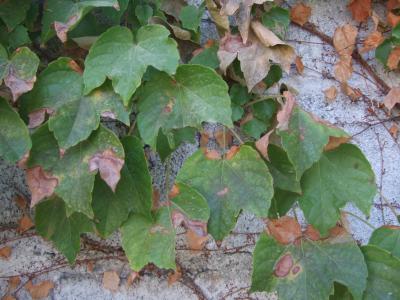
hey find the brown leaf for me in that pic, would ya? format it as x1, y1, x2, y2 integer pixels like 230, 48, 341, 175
168, 184, 180, 199
4, 68, 36, 102
388, 11, 400, 28
304, 225, 321, 241
389, 124, 399, 138
267, 216, 302, 245
225, 145, 240, 160
102, 271, 120, 292
218, 33, 247, 74
199, 131, 209, 149
341, 83, 362, 101
25, 280, 54, 300
17, 151, 30, 169
126, 271, 139, 288
334, 58, 353, 83
168, 266, 182, 286
384, 87, 400, 110
152, 188, 161, 210
387, 47, 400, 70
28, 108, 55, 129
8, 276, 21, 292
88, 149, 124, 192
161, 0, 186, 19
324, 86, 338, 102
255, 129, 273, 160
360, 31, 384, 53
347, 0, 371, 22
295, 56, 304, 74
205, 0, 230, 33
290, 3, 312, 26
251, 21, 286, 47
333, 24, 358, 56
2, 295, 16, 300
17, 215, 34, 233
14, 194, 27, 209
86, 260, 95, 273
274, 253, 293, 277
0, 246, 12, 259
324, 136, 350, 151
186, 229, 209, 250
276, 91, 296, 131
26, 166, 58, 207
171, 210, 208, 237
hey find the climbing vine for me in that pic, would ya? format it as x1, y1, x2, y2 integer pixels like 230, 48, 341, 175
0, 0, 399, 299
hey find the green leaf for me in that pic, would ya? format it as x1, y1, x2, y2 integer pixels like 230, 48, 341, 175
177, 145, 273, 240
121, 207, 176, 271
0, 0, 31, 31
83, 25, 179, 104
179, 5, 204, 31
393, 24, 400, 40
135, 4, 153, 25
251, 234, 368, 300
362, 245, 400, 300
92, 136, 152, 237
242, 118, 267, 139
137, 64, 232, 148
0, 47, 39, 101
262, 7, 290, 38
277, 106, 349, 179
27, 124, 59, 170
21, 58, 129, 149
189, 43, 219, 69
156, 127, 197, 161
41, 0, 119, 43
330, 283, 354, 300
268, 188, 298, 218
35, 196, 93, 263
267, 144, 301, 193
375, 39, 393, 66
369, 226, 400, 258
8, 25, 31, 50
299, 144, 376, 235
230, 83, 251, 105
0, 97, 31, 162
264, 64, 282, 87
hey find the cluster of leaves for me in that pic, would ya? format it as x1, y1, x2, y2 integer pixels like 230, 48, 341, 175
0, 0, 397, 299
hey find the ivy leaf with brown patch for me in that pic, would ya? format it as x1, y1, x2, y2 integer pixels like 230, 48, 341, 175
177, 145, 273, 240
41, 0, 120, 43
0, 47, 39, 101
251, 230, 368, 300
20, 58, 130, 150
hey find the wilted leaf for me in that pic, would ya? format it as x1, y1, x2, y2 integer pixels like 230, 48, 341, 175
137, 64, 232, 148
369, 226, 400, 258
24, 58, 129, 149
0, 0, 31, 31
41, 0, 119, 43
360, 31, 384, 53
362, 245, 400, 299
0, 246, 12, 259
0, 47, 39, 101
290, 3, 312, 26
347, 0, 371, 22
266, 216, 302, 245
387, 47, 400, 70
25, 280, 54, 300
0, 97, 31, 163
35, 196, 93, 263
103, 271, 120, 292
251, 232, 368, 300
92, 136, 152, 237
384, 87, 400, 111
324, 86, 338, 101
83, 25, 179, 104
17, 215, 34, 233
299, 144, 376, 235
177, 145, 273, 240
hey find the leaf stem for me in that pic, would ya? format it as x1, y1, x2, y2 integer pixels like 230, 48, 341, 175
342, 210, 375, 230
382, 195, 399, 222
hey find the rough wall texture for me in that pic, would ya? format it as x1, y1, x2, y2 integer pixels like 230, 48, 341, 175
1, 0, 400, 299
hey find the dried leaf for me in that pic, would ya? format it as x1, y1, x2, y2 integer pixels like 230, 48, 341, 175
102, 271, 120, 292
218, 33, 247, 74
168, 184, 180, 199
295, 56, 304, 74
225, 145, 240, 160
360, 31, 384, 53
25, 280, 54, 300
251, 21, 286, 47
0, 246, 12, 259
126, 271, 139, 288
267, 216, 302, 245
324, 136, 351, 151
14, 195, 27, 209
387, 47, 400, 70
324, 86, 338, 101
255, 129, 274, 160
304, 225, 321, 241
341, 83, 362, 101
205, 0, 230, 33
333, 24, 358, 56
17, 215, 34, 233
186, 228, 208, 250
86, 260, 95, 273
384, 87, 400, 110
389, 124, 399, 138
2, 295, 16, 300
26, 166, 58, 207
8, 276, 21, 292
290, 3, 312, 26
276, 91, 296, 131
347, 0, 371, 22
204, 149, 222, 160
334, 58, 353, 83
88, 149, 124, 192
168, 266, 182, 286
214, 129, 233, 148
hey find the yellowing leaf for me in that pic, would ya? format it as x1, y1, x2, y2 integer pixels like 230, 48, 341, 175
102, 271, 120, 292
290, 3, 312, 26
347, 0, 371, 22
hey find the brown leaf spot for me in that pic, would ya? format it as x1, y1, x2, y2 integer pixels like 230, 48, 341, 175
152, 188, 161, 210
214, 129, 233, 148
276, 91, 296, 131
17, 151, 30, 169
168, 184, 180, 199
17, 215, 34, 233
14, 194, 27, 209
267, 216, 302, 245
171, 210, 207, 237
274, 254, 293, 277
26, 167, 58, 207
102, 271, 120, 292
28, 108, 54, 129
204, 149, 221, 160
324, 86, 338, 102
216, 187, 229, 197
290, 3, 312, 26
255, 129, 273, 160
0, 246, 12, 260
163, 99, 174, 113
67, 60, 83, 74
304, 225, 321, 241
25, 280, 54, 300
225, 145, 240, 160
324, 136, 350, 151
388, 11, 400, 28
384, 87, 400, 111
168, 266, 182, 286
291, 265, 301, 275
4, 68, 36, 102
186, 228, 208, 250
347, 0, 371, 22
54, 14, 79, 43
89, 149, 124, 192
